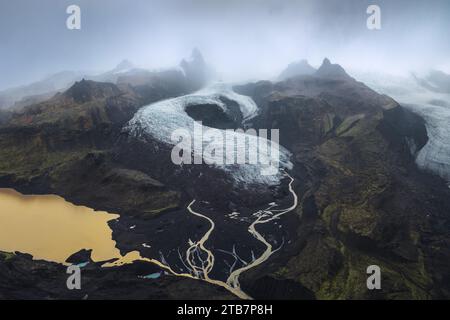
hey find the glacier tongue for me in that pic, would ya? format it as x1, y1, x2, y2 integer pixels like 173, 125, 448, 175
357, 73, 450, 182
408, 103, 450, 181
124, 83, 292, 187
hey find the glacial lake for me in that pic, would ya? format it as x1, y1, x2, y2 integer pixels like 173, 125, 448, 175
0, 189, 122, 264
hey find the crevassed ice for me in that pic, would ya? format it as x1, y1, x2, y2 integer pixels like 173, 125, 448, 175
406, 102, 450, 182
357, 72, 450, 182
125, 83, 292, 187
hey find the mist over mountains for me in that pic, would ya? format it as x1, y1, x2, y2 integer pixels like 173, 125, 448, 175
1, 0, 450, 90
1, 0, 450, 302
0, 49, 213, 109
2, 52, 450, 299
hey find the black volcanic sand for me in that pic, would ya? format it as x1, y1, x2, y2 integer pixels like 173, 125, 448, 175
110, 175, 301, 285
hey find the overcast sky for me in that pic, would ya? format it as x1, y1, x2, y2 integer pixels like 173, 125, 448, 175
1, 0, 449, 89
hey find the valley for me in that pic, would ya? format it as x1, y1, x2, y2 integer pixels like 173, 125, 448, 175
0, 54, 450, 300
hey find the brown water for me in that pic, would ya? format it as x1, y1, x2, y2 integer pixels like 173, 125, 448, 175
0, 189, 122, 264
0, 176, 298, 300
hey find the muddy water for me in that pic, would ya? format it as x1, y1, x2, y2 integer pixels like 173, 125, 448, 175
0, 189, 122, 264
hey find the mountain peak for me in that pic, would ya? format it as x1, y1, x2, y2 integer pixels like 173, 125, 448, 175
113, 59, 135, 73
315, 58, 352, 80
191, 48, 204, 62
179, 48, 212, 90
181, 48, 205, 66
278, 59, 316, 80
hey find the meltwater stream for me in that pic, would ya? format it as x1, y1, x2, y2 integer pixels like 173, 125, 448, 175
107, 172, 299, 300
0, 181, 299, 300
0, 84, 299, 299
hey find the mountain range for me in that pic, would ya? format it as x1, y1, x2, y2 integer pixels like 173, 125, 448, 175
0, 54, 449, 300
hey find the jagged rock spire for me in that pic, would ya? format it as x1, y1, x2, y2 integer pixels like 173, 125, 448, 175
278, 59, 316, 80
315, 58, 352, 80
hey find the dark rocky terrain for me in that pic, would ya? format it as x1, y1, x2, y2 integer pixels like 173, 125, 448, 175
0, 250, 234, 300
0, 110, 11, 125
0, 57, 449, 300
235, 59, 450, 299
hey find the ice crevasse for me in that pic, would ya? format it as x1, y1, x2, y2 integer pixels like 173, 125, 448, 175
124, 83, 293, 187
358, 73, 450, 184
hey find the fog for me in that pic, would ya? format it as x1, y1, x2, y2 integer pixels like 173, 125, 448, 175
1, 0, 449, 89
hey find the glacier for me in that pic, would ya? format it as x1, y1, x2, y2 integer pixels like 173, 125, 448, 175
124, 83, 292, 187
356, 72, 450, 184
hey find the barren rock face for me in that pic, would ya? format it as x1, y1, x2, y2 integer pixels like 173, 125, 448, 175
235, 62, 450, 299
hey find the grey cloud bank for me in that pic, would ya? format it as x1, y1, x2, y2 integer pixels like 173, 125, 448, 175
1, 0, 449, 90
